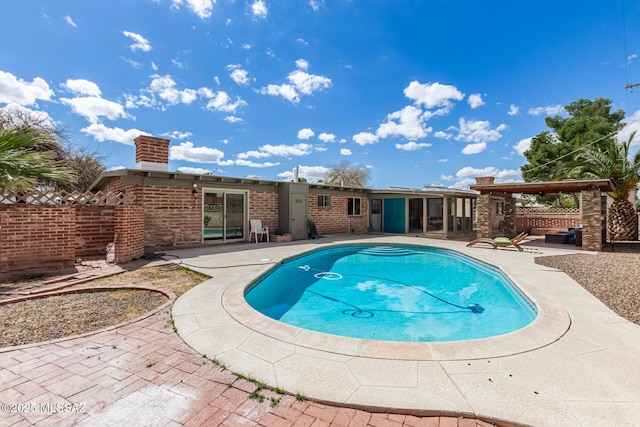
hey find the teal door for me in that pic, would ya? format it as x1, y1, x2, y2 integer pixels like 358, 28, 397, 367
383, 198, 405, 233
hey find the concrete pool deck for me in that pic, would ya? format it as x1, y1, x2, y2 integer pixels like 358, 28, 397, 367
170, 234, 640, 427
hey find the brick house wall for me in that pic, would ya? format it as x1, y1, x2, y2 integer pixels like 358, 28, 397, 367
139, 185, 202, 250
249, 190, 279, 233
0, 205, 76, 272
308, 194, 369, 234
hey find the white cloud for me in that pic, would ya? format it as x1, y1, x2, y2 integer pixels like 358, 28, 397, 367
352, 132, 378, 146
528, 105, 564, 116
226, 64, 250, 85
62, 79, 102, 97
278, 165, 329, 182
318, 132, 335, 142
81, 124, 147, 145
461, 142, 487, 154
224, 116, 242, 123
259, 61, 331, 104
146, 75, 200, 106
619, 109, 640, 146
177, 166, 213, 174
454, 118, 505, 144
434, 130, 452, 140
287, 69, 331, 95
513, 137, 532, 155
0, 71, 54, 105
169, 141, 224, 163
295, 59, 309, 70
340, 148, 351, 155
395, 141, 431, 151
467, 93, 485, 109
376, 105, 431, 140
309, 0, 324, 11
64, 15, 77, 27
258, 84, 299, 103
251, 0, 268, 18
123, 31, 152, 52
161, 130, 192, 140
508, 104, 519, 116
171, 0, 215, 19
442, 166, 522, 189
627, 54, 637, 64
238, 143, 313, 159
298, 128, 315, 139
234, 159, 279, 168
403, 81, 464, 109
61, 96, 129, 123
205, 90, 247, 113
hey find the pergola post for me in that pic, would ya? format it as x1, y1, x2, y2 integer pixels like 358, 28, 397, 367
581, 187, 604, 251
476, 194, 491, 239
503, 196, 517, 238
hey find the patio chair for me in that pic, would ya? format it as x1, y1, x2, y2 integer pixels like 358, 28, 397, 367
249, 219, 269, 243
466, 232, 528, 252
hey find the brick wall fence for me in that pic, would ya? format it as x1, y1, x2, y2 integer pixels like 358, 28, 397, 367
0, 191, 144, 273
515, 206, 582, 235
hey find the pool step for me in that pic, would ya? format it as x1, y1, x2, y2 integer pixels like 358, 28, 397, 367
357, 246, 419, 257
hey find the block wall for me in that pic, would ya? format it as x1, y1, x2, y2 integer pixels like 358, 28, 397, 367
308, 194, 369, 234
0, 205, 76, 272
75, 205, 115, 257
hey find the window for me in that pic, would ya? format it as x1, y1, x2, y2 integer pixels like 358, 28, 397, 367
318, 194, 330, 207
496, 201, 505, 215
347, 197, 361, 216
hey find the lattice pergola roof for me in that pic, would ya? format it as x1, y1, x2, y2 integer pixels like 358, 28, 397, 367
470, 179, 615, 196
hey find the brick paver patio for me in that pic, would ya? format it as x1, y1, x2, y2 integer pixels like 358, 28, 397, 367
0, 304, 497, 426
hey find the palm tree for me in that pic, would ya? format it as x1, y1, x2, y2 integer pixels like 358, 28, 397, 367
0, 129, 76, 193
557, 132, 640, 241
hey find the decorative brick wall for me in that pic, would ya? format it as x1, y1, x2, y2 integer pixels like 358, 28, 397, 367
249, 190, 279, 233
308, 194, 369, 234
0, 205, 76, 272
75, 205, 115, 257
115, 205, 145, 263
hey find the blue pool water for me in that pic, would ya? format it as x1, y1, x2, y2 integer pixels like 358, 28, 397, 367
245, 245, 537, 342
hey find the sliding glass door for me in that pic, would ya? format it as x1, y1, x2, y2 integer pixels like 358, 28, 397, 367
203, 191, 246, 241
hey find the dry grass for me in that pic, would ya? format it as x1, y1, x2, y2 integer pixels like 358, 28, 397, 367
0, 264, 208, 348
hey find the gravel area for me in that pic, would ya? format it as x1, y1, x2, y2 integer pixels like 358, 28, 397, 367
535, 252, 640, 325
0, 265, 208, 347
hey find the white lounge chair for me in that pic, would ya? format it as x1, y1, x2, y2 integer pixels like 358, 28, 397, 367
249, 219, 269, 243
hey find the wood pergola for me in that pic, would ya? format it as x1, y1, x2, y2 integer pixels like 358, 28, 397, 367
470, 179, 616, 251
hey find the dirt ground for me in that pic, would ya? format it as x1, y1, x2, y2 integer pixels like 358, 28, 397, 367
0, 263, 208, 348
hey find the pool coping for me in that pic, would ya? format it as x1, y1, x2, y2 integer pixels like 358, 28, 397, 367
222, 242, 571, 361
169, 235, 640, 426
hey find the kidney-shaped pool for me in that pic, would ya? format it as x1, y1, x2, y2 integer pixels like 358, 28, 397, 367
245, 244, 537, 342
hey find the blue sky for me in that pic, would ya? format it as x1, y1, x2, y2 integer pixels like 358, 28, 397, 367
2, 0, 640, 189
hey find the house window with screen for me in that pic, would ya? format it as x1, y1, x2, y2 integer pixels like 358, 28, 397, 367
347, 197, 361, 216
318, 194, 330, 207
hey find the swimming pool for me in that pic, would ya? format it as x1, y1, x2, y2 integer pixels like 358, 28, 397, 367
245, 244, 537, 342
